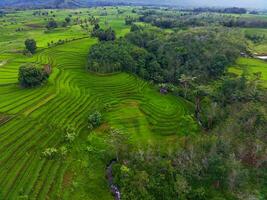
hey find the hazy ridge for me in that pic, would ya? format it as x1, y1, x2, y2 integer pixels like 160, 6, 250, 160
0, 0, 266, 9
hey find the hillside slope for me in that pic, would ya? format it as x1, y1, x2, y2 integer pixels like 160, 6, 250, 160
0, 8, 196, 199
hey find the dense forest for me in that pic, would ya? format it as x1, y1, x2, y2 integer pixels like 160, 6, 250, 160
138, 10, 267, 29
87, 7, 267, 200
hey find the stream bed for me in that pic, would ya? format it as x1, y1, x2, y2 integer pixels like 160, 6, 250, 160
106, 159, 121, 200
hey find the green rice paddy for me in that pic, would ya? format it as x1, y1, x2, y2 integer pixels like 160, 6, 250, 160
230, 26, 267, 86
229, 57, 267, 87
0, 7, 196, 199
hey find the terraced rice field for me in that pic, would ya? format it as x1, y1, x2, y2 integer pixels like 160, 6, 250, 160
229, 57, 267, 87
0, 7, 196, 199
242, 28, 267, 54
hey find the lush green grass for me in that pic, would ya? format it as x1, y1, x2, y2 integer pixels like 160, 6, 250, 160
0, 7, 196, 199
229, 57, 267, 87
232, 23, 267, 86
242, 28, 267, 54
2, 7, 267, 199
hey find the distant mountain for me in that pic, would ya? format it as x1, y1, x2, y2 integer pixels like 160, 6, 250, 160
0, 0, 178, 8
0, 0, 85, 8
0, 0, 265, 9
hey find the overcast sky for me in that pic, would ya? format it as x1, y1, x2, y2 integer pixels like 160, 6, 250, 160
172, 0, 267, 8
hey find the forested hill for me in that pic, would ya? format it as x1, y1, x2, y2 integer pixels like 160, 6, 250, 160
0, 0, 265, 8
0, 0, 168, 8
0, 0, 83, 8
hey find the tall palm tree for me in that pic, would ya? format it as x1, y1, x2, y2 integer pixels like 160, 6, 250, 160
179, 74, 196, 98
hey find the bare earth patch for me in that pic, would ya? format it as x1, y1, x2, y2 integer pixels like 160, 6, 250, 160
96, 123, 110, 132
62, 170, 74, 189
25, 23, 43, 29
0, 113, 12, 125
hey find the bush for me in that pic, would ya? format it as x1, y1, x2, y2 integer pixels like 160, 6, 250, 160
130, 24, 143, 32
59, 146, 68, 157
187, 187, 207, 200
88, 111, 102, 128
25, 39, 37, 54
125, 16, 136, 25
46, 20, 58, 29
245, 33, 265, 43
18, 64, 49, 87
64, 125, 77, 143
91, 27, 116, 41
42, 148, 58, 159
0, 11, 5, 17
65, 17, 71, 24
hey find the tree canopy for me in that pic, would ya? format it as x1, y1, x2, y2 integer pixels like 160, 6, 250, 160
18, 64, 49, 87
46, 19, 58, 29
25, 39, 37, 54
88, 27, 246, 83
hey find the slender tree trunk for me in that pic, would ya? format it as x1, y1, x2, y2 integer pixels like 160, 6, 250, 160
195, 96, 201, 125
116, 151, 119, 162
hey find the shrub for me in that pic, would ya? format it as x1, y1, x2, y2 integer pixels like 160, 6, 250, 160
245, 33, 265, 43
46, 20, 58, 29
42, 148, 58, 159
87, 123, 93, 131
59, 146, 68, 157
18, 64, 49, 88
187, 187, 207, 200
62, 21, 68, 27
64, 126, 77, 143
0, 11, 5, 17
125, 16, 136, 25
25, 39, 37, 54
88, 111, 102, 128
130, 24, 143, 32
91, 27, 116, 41
103, 103, 112, 111
65, 17, 71, 24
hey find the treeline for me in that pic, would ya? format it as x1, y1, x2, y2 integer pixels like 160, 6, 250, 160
245, 33, 266, 43
221, 18, 267, 28
137, 8, 267, 29
192, 7, 247, 14
139, 11, 201, 29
